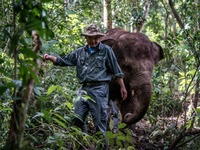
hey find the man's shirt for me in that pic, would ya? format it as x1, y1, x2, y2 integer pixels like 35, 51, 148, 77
54, 42, 123, 84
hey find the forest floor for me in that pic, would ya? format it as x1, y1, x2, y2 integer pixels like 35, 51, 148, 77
131, 117, 185, 150
132, 120, 165, 150
85, 115, 200, 150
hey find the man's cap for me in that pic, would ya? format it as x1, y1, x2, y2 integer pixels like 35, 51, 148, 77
81, 24, 105, 37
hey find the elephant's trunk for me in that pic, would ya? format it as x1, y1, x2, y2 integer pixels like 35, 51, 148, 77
122, 83, 152, 124
119, 71, 152, 125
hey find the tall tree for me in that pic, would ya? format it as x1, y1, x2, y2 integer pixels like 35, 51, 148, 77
103, 0, 112, 29
137, 0, 151, 32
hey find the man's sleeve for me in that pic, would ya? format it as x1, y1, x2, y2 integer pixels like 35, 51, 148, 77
106, 46, 124, 78
54, 51, 77, 66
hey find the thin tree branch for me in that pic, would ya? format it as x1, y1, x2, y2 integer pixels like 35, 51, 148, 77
168, 0, 184, 29
168, 129, 200, 150
175, 133, 200, 149
137, 0, 151, 32
168, 0, 200, 65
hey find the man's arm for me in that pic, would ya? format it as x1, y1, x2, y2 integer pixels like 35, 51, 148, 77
116, 77, 127, 100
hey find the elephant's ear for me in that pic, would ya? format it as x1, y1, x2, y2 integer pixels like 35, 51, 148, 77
101, 39, 116, 48
152, 42, 164, 64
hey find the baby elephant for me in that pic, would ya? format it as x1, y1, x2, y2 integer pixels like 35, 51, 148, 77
101, 28, 164, 125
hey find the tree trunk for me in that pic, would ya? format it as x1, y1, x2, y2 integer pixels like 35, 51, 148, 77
137, 0, 151, 32
5, 31, 42, 150
103, 0, 112, 29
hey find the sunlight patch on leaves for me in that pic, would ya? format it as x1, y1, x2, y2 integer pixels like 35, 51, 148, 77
47, 85, 63, 95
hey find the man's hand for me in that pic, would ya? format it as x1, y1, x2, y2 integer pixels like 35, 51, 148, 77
116, 77, 127, 100
43, 54, 57, 63
120, 86, 127, 100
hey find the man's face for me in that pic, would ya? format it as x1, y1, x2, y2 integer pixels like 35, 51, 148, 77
85, 36, 100, 47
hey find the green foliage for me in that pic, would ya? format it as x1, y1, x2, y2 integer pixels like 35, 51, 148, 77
0, 0, 200, 149
0, 53, 14, 77
0, 99, 12, 147
107, 124, 134, 149
111, 0, 148, 30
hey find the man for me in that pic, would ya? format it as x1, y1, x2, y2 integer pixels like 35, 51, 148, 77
43, 24, 127, 149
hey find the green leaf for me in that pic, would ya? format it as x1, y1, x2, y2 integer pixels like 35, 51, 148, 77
47, 136, 57, 143
186, 120, 192, 129
21, 48, 38, 59
43, 110, 52, 122
83, 94, 95, 102
28, 69, 39, 83
65, 9, 76, 15
187, 69, 195, 76
0, 68, 6, 74
118, 123, 127, 129
127, 146, 135, 150
53, 118, 67, 128
196, 107, 200, 113
53, 113, 67, 123
47, 85, 63, 95
28, 134, 38, 142
179, 72, 185, 77
48, 40, 60, 45
47, 85, 58, 95
65, 101, 73, 110
0, 81, 16, 95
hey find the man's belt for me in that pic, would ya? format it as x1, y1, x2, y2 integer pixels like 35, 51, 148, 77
83, 81, 109, 87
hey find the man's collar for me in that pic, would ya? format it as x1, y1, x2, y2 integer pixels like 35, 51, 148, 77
84, 42, 103, 51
